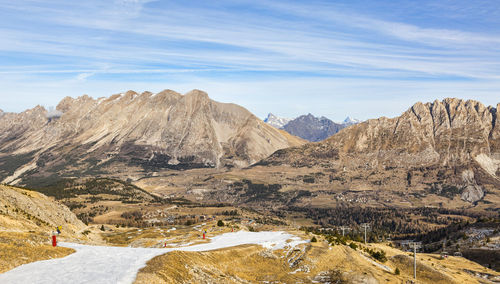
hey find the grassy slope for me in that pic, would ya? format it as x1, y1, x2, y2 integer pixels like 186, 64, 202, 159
135, 233, 500, 284
0, 232, 75, 273
0, 185, 86, 273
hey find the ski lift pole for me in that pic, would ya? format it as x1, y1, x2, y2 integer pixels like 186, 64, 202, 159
410, 242, 421, 280
361, 223, 370, 244
414, 243, 416, 279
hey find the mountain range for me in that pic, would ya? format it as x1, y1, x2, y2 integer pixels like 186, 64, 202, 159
0, 90, 304, 186
1, 92, 499, 209
261, 98, 500, 204
1, 92, 498, 278
264, 113, 361, 142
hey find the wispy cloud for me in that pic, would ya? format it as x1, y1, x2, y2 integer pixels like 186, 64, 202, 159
76, 72, 94, 81
0, 0, 499, 118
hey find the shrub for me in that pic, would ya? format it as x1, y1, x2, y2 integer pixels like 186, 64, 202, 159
311, 236, 317, 242
303, 176, 315, 183
395, 267, 400, 275
349, 242, 358, 250
217, 220, 225, 227
369, 249, 387, 262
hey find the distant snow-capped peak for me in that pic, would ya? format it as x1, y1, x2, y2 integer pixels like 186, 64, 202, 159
342, 116, 361, 125
264, 113, 291, 129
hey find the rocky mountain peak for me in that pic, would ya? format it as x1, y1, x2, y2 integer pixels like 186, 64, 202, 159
56, 96, 77, 112
156, 89, 182, 99
185, 89, 209, 100
124, 90, 138, 97
304, 113, 315, 120
75, 94, 93, 103
283, 113, 344, 142
343, 116, 360, 125
263, 113, 291, 129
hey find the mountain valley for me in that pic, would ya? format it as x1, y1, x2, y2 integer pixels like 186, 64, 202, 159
0, 92, 499, 281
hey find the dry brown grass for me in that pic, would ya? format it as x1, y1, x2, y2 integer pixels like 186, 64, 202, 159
362, 242, 500, 284
134, 232, 500, 284
102, 220, 231, 247
0, 231, 74, 273
135, 245, 301, 283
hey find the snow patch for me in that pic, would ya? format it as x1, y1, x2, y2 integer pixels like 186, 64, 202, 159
264, 113, 291, 129
0, 231, 305, 284
342, 116, 361, 125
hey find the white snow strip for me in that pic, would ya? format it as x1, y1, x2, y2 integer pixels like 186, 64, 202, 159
0, 231, 305, 284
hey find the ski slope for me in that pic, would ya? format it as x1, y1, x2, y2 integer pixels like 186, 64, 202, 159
0, 231, 306, 284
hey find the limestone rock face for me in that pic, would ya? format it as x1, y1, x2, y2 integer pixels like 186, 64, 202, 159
461, 185, 484, 203
460, 169, 485, 203
0, 89, 304, 185
267, 98, 499, 167
262, 98, 500, 203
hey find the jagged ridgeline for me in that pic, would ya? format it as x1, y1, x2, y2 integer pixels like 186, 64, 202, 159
0, 89, 304, 187
259, 98, 500, 205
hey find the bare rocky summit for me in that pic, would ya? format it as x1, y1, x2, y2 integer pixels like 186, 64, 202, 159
262, 98, 500, 203
282, 113, 345, 142
0, 89, 304, 186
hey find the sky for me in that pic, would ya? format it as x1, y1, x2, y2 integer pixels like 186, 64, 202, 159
1, 0, 500, 121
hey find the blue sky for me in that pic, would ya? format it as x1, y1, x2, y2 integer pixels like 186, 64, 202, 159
1, 0, 500, 121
